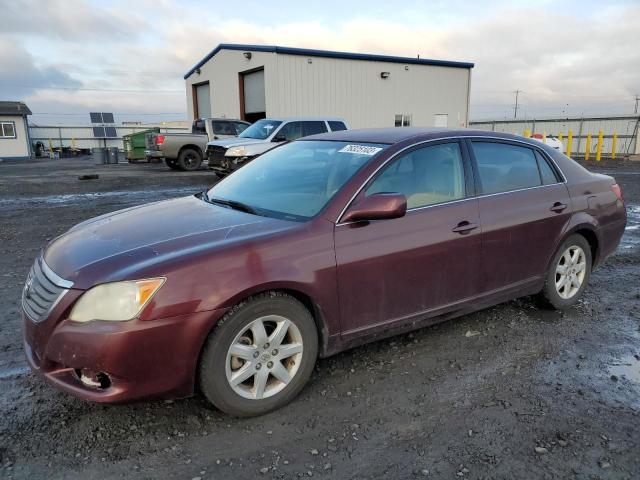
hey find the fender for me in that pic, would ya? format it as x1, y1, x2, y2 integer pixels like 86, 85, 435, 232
546, 211, 601, 273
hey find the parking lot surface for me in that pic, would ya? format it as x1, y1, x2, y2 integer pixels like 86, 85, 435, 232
1, 156, 639, 479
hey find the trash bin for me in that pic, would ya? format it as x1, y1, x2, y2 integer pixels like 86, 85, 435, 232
122, 128, 159, 163
107, 147, 120, 164
92, 147, 107, 164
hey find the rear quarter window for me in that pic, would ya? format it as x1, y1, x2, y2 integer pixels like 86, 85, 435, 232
471, 142, 542, 195
534, 150, 560, 185
302, 121, 328, 136
328, 121, 347, 132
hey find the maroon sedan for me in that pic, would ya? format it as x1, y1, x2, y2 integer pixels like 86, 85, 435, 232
23, 128, 626, 416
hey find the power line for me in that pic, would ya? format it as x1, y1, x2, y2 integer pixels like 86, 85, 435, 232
3, 85, 182, 93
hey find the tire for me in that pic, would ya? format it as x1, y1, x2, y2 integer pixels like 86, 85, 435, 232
541, 234, 592, 309
165, 158, 180, 170
198, 292, 318, 417
177, 148, 202, 171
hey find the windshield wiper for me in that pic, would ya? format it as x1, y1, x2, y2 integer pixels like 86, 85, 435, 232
205, 195, 258, 215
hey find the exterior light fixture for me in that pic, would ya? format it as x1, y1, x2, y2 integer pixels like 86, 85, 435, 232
195, 68, 201, 75
380, 72, 390, 79
307, 58, 313, 64
243, 52, 252, 60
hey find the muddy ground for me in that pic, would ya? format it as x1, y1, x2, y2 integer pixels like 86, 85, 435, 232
0, 156, 639, 479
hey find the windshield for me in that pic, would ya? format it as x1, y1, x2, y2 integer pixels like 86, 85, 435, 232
206, 140, 388, 221
238, 119, 283, 140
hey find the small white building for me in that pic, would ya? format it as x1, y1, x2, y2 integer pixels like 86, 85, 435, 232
184, 44, 473, 129
0, 101, 32, 160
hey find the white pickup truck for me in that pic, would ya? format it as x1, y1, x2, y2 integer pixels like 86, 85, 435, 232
145, 118, 250, 171
206, 117, 348, 176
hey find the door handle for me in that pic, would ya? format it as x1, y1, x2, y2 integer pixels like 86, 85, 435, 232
550, 202, 568, 213
452, 221, 478, 234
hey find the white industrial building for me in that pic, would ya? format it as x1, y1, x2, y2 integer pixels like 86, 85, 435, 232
184, 44, 474, 129
0, 101, 32, 160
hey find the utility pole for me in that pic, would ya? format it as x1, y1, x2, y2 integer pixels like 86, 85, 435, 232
635, 94, 639, 114
513, 90, 522, 119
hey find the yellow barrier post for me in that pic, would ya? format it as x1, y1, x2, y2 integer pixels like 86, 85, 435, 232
523, 129, 531, 138
585, 133, 592, 161
48, 138, 53, 155
566, 130, 573, 157
542, 132, 547, 142
611, 133, 617, 160
558, 133, 563, 142
595, 130, 603, 161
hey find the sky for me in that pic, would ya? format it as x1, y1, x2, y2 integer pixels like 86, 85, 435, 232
1, 0, 639, 125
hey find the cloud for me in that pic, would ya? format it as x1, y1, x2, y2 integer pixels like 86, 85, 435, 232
0, 39, 83, 99
1, 0, 638, 123
0, 0, 144, 41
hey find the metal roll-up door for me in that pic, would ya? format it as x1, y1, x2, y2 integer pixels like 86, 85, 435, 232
243, 70, 265, 114
195, 83, 211, 118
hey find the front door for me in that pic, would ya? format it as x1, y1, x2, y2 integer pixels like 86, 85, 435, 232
335, 141, 482, 335
467, 140, 572, 293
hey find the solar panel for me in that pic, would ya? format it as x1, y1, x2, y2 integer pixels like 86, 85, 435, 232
90, 112, 103, 123
102, 112, 114, 123
92, 126, 106, 137
105, 126, 117, 138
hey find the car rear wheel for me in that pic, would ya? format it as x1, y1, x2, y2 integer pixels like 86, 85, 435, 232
177, 148, 202, 171
198, 292, 318, 417
542, 234, 592, 309
165, 158, 180, 170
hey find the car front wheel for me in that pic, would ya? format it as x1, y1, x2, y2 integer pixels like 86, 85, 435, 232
542, 234, 592, 309
198, 293, 318, 417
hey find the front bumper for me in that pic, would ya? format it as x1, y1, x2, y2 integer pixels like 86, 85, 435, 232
23, 306, 228, 403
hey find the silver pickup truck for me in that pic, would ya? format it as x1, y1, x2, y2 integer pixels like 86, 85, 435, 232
145, 118, 250, 171
206, 117, 348, 176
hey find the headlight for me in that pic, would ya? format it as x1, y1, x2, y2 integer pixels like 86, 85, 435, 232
69, 278, 165, 322
225, 146, 247, 157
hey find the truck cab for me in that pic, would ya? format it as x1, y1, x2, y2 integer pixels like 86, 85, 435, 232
145, 118, 250, 171
206, 118, 348, 176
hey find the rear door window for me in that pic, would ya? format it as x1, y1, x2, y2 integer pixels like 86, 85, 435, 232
328, 121, 347, 132
192, 120, 206, 134
212, 122, 236, 135
302, 121, 328, 136
471, 142, 542, 195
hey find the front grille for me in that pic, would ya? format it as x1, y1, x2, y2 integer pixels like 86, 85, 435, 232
207, 146, 227, 165
22, 256, 72, 323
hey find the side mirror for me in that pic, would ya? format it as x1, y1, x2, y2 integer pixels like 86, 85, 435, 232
341, 193, 407, 223
273, 134, 287, 142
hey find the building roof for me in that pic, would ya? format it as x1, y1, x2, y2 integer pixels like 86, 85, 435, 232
184, 44, 474, 80
0, 101, 32, 116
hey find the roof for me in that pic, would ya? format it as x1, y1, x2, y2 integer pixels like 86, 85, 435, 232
184, 44, 474, 80
302, 127, 527, 145
255, 117, 346, 122
0, 101, 32, 116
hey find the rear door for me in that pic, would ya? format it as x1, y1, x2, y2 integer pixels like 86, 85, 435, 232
467, 139, 571, 292
336, 140, 481, 334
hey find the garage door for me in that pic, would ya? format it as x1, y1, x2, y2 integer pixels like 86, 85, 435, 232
195, 83, 211, 119
243, 69, 266, 118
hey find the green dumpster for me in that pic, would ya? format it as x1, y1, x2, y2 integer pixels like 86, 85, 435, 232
122, 128, 159, 163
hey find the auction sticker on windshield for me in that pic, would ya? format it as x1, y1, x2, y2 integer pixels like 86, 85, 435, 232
338, 145, 383, 155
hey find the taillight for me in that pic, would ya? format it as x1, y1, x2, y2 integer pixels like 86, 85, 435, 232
611, 183, 623, 202
156, 135, 165, 145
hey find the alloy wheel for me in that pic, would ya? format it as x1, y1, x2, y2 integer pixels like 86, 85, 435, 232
555, 245, 587, 299
225, 315, 304, 400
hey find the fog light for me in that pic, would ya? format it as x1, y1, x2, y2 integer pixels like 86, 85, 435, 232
76, 369, 111, 389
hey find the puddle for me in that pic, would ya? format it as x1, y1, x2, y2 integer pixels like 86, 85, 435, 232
609, 354, 640, 383
0, 186, 201, 207
620, 204, 640, 249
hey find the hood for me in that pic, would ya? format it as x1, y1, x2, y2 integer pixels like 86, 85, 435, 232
44, 195, 295, 288
206, 137, 268, 148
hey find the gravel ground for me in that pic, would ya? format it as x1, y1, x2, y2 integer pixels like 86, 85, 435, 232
0, 156, 639, 479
